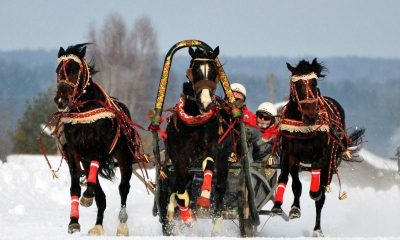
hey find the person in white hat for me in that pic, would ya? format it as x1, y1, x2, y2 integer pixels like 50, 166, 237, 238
256, 102, 278, 142
230, 83, 258, 128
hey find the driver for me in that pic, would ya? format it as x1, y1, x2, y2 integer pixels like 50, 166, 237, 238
230, 83, 271, 163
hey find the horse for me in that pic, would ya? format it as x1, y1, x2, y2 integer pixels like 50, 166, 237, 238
270, 58, 364, 237
53, 43, 146, 236
163, 46, 234, 232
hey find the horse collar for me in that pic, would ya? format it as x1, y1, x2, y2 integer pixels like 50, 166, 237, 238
176, 97, 215, 126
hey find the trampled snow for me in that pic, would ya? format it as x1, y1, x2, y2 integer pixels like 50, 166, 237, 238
0, 153, 399, 239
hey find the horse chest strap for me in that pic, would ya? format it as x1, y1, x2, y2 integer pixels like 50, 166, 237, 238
60, 108, 115, 124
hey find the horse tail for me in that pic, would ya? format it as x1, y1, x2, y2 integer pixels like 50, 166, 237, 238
99, 156, 117, 180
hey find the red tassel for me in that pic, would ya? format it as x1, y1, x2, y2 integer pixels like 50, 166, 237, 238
70, 195, 79, 219
274, 182, 286, 203
201, 170, 213, 191
310, 169, 321, 192
87, 160, 99, 184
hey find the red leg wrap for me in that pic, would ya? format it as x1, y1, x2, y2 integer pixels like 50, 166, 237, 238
70, 195, 79, 219
201, 170, 213, 191
310, 169, 321, 192
179, 206, 191, 222
87, 160, 99, 184
274, 182, 287, 203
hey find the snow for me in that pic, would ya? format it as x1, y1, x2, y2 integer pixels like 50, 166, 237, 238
1, 154, 399, 239
360, 149, 398, 171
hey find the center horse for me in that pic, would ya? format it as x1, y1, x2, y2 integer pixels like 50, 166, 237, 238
52, 43, 147, 236
164, 46, 234, 230
271, 59, 364, 237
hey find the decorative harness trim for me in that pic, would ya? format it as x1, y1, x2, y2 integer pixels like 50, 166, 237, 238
278, 118, 329, 133
59, 108, 115, 124
176, 97, 215, 126
291, 72, 318, 82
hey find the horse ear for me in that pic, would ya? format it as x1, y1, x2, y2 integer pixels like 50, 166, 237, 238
213, 46, 220, 58
286, 62, 295, 73
58, 47, 65, 58
79, 46, 87, 59
189, 47, 195, 58
312, 58, 318, 66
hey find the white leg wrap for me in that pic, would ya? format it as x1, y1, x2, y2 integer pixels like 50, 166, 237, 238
200, 190, 211, 199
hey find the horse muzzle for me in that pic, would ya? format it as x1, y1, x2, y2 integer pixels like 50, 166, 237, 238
55, 84, 74, 110
300, 101, 318, 124
197, 88, 215, 113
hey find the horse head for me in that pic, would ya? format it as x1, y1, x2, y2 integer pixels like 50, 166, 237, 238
54, 43, 95, 111
286, 58, 326, 124
186, 46, 220, 113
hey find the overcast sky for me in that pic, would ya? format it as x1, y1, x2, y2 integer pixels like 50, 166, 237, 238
1, 0, 399, 58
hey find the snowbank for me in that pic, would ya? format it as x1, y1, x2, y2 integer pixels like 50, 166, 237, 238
0, 154, 399, 239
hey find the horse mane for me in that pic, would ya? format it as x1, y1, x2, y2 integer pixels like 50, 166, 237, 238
58, 43, 98, 76
287, 58, 327, 78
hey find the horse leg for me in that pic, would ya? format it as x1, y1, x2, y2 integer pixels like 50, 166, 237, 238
67, 150, 82, 234
271, 153, 290, 215
88, 180, 106, 236
212, 156, 228, 236
196, 157, 214, 208
174, 159, 194, 227
289, 166, 302, 219
80, 160, 100, 207
312, 191, 326, 237
309, 168, 322, 200
115, 152, 132, 236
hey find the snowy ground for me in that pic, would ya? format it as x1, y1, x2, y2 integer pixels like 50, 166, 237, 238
0, 151, 399, 239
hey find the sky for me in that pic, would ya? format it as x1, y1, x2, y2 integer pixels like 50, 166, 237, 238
1, 0, 399, 58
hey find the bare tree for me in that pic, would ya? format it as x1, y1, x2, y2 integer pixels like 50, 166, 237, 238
87, 13, 160, 150
88, 13, 159, 121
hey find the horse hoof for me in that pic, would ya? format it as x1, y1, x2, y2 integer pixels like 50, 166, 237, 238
289, 206, 301, 219
270, 206, 283, 216
88, 224, 104, 236
310, 190, 322, 201
312, 229, 324, 237
196, 196, 211, 208
116, 223, 129, 236
68, 223, 81, 234
211, 216, 223, 236
80, 196, 93, 207
182, 217, 195, 228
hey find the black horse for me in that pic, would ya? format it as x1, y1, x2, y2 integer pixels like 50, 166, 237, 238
53, 43, 146, 236
164, 47, 233, 231
271, 59, 364, 237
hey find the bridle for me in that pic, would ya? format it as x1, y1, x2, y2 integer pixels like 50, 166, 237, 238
289, 72, 320, 115
57, 54, 91, 104
188, 58, 218, 95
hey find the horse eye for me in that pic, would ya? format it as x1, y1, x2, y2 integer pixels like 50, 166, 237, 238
310, 79, 317, 86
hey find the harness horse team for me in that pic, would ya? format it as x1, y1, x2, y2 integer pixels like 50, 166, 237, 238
42, 40, 365, 237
